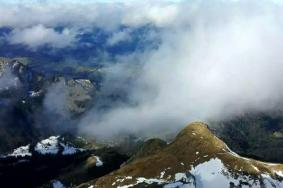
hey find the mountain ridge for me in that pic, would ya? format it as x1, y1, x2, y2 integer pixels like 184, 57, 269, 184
81, 122, 283, 188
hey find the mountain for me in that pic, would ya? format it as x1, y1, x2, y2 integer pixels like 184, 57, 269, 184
81, 122, 283, 188
2, 57, 283, 188
0, 57, 97, 153
213, 113, 283, 163
1, 58, 283, 188
0, 135, 128, 188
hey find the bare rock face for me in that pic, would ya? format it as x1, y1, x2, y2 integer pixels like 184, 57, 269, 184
0, 58, 45, 93
0, 58, 44, 153
43, 77, 96, 118
81, 122, 283, 188
0, 58, 96, 115
0, 58, 97, 153
65, 79, 96, 115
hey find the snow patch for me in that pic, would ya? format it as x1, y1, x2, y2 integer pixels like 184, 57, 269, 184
52, 180, 65, 188
8, 144, 31, 157
160, 171, 166, 178
175, 173, 188, 182
275, 170, 283, 177
61, 143, 77, 155
116, 176, 166, 188
35, 136, 59, 155
60, 143, 83, 155
190, 158, 283, 188
28, 90, 42, 97
95, 156, 103, 166
252, 165, 259, 172
117, 185, 135, 188
164, 182, 193, 188
164, 158, 283, 188
136, 177, 166, 185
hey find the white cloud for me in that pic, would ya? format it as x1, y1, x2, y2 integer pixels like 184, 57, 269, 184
78, 0, 283, 139
7, 25, 76, 48
0, 2, 180, 29
0, 1, 181, 50
2, 0, 283, 138
43, 80, 69, 118
107, 29, 132, 46
0, 66, 20, 90
121, 2, 179, 28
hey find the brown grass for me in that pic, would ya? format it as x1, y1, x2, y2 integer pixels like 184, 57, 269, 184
78, 122, 283, 188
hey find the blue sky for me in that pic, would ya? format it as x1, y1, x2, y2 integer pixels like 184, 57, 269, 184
1, 0, 283, 5
0, 0, 184, 3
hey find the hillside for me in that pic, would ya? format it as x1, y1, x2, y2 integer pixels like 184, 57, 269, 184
214, 113, 283, 163
81, 122, 283, 188
0, 57, 97, 153
0, 135, 128, 188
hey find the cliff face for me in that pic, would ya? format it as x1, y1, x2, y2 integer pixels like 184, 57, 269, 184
81, 122, 283, 188
0, 58, 97, 152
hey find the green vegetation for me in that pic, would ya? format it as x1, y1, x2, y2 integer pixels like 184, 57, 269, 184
214, 113, 283, 162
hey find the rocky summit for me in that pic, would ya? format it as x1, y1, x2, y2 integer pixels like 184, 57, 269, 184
81, 122, 283, 188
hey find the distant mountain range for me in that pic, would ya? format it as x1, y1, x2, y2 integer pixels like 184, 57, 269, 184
2, 122, 283, 188
0, 26, 159, 66
0, 57, 97, 153
1, 57, 283, 187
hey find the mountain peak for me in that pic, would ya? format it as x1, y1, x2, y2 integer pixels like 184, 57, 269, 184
175, 122, 209, 138
169, 122, 228, 160
84, 122, 283, 188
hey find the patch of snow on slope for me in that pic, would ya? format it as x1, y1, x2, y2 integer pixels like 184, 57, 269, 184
52, 180, 65, 188
60, 143, 84, 155
117, 185, 135, 188
116, 176, 167, 188
252, 165, 259, 172
8, 144, 31, 157
261, 174, 283, 188
275, 171, 283, 177
190, 158, 283, 188
136, 177, 166, 185
164, 182, 193, 188
164, 158, 283, 188
61, 143, 77, 155
116, 158, 283, 188
35, 136, 59, 155
175, 173, 189, 182
164, 172, 195, 188
28, 90, 43, 97
95, 156, 103, 166
192, 158, 232, 187
160, 171, 166, 178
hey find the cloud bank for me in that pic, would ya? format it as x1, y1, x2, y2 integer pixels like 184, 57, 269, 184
0, 1, 179, 49
0, 66, 20, 90
79, 0, 283, 138
7, 25, 76, 49
2, 0, 283, 139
